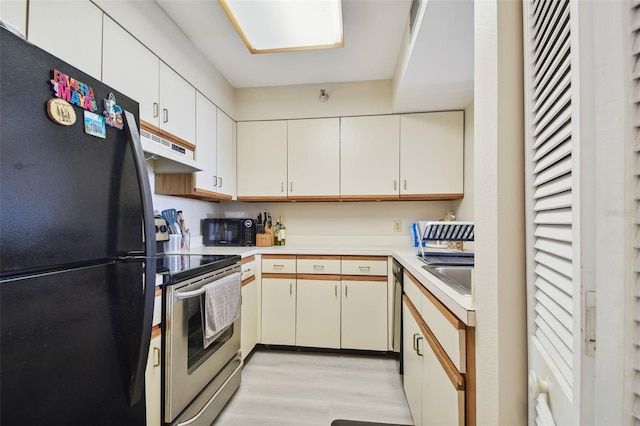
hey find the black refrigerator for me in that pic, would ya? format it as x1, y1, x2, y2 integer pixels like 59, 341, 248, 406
0, 27, 156, 424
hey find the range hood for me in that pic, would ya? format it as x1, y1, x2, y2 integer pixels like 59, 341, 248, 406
140, 127, 203, 173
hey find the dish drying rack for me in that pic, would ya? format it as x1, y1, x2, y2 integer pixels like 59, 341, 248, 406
418, 221, 475, 258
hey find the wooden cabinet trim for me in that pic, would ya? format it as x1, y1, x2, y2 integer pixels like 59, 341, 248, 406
341, 255, 386, 261
406, 271, 465, 330
192, 188, 232, 201
154, 174, 231, 202
237, 196, 289, 202
241, 255, 256, 264
262, 273, 296, 280
287, 195, 341, 202
155, 286, 162, 297
297, 274, 342, 281
262, 254, 297, 260
140, 120, 196, 151
466, 327, 476, 426
341, 275, 387, 282
296, 255, 341, 260
241, 275, 256, 287
151, 325, 162, 339
403, 294, 464, 391
398, 193, 463, 201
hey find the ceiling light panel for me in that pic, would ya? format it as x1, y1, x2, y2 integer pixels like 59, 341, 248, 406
219, 0, 343, 53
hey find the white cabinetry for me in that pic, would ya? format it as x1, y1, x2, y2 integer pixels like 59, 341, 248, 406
102, 17, 159, 125
146, 285, 162, 426
340, 115, 400, 199
240, 256, 258, 359
399, 111, 464, 198
215, 108, 235, 197
194, 92, 217, 193
402, 271, 472, 425
1, 0, 27, 37
102, 17, 195, 145
340, 277, 388, 351
287, 118, 340, 199
237, 121, 288, 200
296, 277, 341, 348
28, 1, 103, 79
261, 277, 296, 345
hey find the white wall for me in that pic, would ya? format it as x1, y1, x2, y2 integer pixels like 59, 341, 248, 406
0, 0, 26, 35
453, 102, 474, 251
235, 80, 393, 121
474, 1, 526, 424
218, 200, 455, 246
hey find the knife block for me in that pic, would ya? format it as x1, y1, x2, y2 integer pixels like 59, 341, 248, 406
256, 224, 274, 247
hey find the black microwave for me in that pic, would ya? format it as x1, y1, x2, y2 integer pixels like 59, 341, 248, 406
203, 218, 256, 246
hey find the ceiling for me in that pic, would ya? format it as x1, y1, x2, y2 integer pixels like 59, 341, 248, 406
156, 0, 474, 112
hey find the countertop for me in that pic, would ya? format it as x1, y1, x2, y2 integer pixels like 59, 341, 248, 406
168, 244, 476, 326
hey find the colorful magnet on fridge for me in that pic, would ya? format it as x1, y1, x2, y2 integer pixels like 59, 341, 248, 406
46, 98, 76, 126
84, 110, 106, 138
103, 93, 124, 130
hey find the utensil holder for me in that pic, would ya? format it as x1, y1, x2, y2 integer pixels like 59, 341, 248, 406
256, 224, 274, 247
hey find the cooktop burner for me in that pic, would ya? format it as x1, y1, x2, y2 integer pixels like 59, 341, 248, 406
156, 254, 240, 283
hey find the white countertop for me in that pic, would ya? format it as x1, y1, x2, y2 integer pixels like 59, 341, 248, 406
168, 244, 476, 326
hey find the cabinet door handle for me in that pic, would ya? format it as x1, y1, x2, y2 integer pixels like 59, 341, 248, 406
218, 177, 223, 188
313, 265, 324, 270
289, 283, 293, 295
281, 182, 284, 192
413, 333, 420, 352
335, 285, 338, 297
403, 179, 407, 190
213, 175, 217, 187
359, 266, 370, 272
163, 108, 168, 123
273, 264, 284, 270
290, 182, 293, 192
416, 336, 424, 356
345, 285, 348, 297
153, 347, 161, 367
394, 179, 397, 190
153, 103, 159, 118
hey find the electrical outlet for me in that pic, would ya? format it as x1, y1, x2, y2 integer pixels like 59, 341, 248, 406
393, 220, 402, 233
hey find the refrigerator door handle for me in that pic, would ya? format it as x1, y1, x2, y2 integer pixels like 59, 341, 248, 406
124, 110, 157, 406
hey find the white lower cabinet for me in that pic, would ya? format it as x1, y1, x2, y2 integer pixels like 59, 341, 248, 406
261, 277, 296, 345
296, 277, 341, 348
341, 278, 388, 351
402, 273, 472, 426
241, 277, 258, 359
145, 326, 162, 426
403, 300, 423, 426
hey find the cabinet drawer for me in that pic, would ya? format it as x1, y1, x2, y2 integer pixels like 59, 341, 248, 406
421, 290, 466, 372
262, 255, 296, 274
341, 256, 387, 276
403, 271, 422, 309
297, 256, 341, 274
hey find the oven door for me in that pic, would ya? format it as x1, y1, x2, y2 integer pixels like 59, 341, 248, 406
164, 265, 241, 423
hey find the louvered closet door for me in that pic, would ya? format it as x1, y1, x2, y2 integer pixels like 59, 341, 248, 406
523, 1, 581, 424
631, 1, 640, 422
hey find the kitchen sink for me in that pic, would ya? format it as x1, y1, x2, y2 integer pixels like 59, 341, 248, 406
422, 265, 474, 296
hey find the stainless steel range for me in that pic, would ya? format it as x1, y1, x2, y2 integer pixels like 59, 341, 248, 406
159, 254, 242, 426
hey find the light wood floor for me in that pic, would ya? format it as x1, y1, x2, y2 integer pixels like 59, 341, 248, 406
213, 349, 414, 426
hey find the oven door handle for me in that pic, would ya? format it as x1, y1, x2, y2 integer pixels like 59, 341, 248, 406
176, 287, 206, 300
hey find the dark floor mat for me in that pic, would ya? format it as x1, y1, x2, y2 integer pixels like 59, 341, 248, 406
331, 420, 412, 426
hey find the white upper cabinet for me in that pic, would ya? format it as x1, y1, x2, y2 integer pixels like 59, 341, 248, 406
215, 108, 235, 197
340, 115, 400, 199
102, 17, 195, 145
102, 16, 159, 125
28, 1, 103, 79
158, 62, 196, 144
237, 120, 288, 199
1, 0, 27, 36
399, 111, 464, 198
287, 118, 340, 199
194, 92, 217, 193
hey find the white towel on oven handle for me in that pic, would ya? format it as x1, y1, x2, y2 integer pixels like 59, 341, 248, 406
201, 271, 241, 349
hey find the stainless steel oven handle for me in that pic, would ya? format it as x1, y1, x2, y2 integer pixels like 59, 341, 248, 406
176, 287, 206, 300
